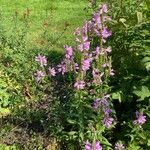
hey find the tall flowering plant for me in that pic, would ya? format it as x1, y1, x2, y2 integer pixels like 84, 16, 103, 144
33, 1, 149, 150
34, 3, 115, 149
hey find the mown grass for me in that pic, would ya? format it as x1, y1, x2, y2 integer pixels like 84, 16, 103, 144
0, 0, 90, 149
1, 0, 90, 50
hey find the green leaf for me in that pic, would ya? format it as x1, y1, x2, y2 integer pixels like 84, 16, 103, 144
137, 11, 142, 23
133, 86, 150, 101
112, 91, 122, 102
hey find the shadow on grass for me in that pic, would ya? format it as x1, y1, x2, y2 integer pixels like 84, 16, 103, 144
0, 50, 79, 150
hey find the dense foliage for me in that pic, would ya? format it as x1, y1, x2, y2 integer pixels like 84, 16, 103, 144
0, 0, 150, 149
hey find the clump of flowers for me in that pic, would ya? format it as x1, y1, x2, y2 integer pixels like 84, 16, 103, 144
133, 111, 146, 126
92, 95, 115, 128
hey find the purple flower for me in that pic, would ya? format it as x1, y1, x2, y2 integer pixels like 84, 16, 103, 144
93, 13, 101, 24
35, 54, 47, 67
85, 141, 92, 150
92, 68, 99, 78
103, 108, 112, 115
57, 62, 67, 75
82, 58, 92, 72
103, 116, 114, 128
95, 46, 100, 56
82, 22, 88, 36
84, 41, 90, 51
94, 141, 102, 150
115, 142, 125, 150
92, 98, 101, 110
94, 28, 101, 36
85, 141, 102, 150
102, 27, 112, 39
65, 45, 73, 59
133, 111, 146, 126
102, 4, 108, 13
34, 70, 45, 81
92, 69, 104, 85
78, 41, 90, 52
74, 80, 85, 90
74, 27, 81, 35
48, 67, 56, 76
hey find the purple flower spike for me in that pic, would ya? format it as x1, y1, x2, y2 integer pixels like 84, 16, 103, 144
74, 80, 85, 90
102, 27, 112, 39
115, 142, 125, 150
65, 45, 73, 59
35, 54, 47, 67
82, 58, 92, 72
34, 70, 45, 81
133, 111, 146, 126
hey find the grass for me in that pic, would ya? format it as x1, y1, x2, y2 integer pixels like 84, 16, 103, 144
0, 0, 91, 149
0, 0, 90, 50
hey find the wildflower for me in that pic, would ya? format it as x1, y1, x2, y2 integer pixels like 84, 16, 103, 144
48, 67, 56, 76
82, 58, 92, 72
93, 13, 101, 24
101, 27, 112, 39
65, 45, 73, 59
74, 27, 81, 35
115, 142, 125, 150
94, 141, 102, 150
57, 62, 67, 75
85, 141, 102, 150
133, 111, 146, 126
92, 69, 103, 85
92, 68, 99, 78
102, 4, 108, 13
85, 141, 92, 150
95, 46, 100, 56
92, 99, 101, 110
103, 108, 112, 115
94, 28, 101, 36
78, 41, 90, 52
74, 80, 85, 90
35, 54, 47, 67
103, 116, 114, 128
34, 70, 45, 81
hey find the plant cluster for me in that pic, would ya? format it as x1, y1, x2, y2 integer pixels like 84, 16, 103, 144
34, 2, 150, 149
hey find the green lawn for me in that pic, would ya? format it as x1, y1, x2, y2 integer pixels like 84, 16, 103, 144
1, 0, 90, 50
